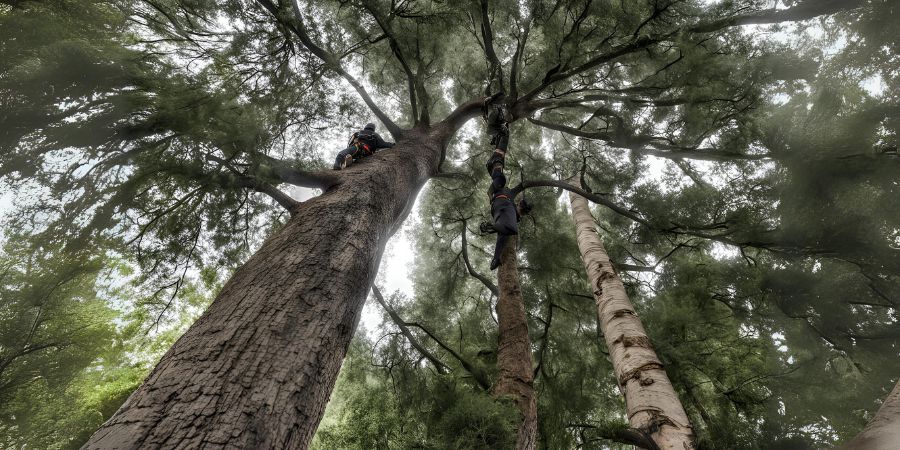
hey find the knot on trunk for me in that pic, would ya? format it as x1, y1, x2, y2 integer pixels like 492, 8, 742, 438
611, 309, 637, 319
618, 361, 665, 387
596, 266, 617, 282
621, 334, 652, 349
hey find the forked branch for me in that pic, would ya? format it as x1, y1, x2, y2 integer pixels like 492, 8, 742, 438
372, 286, 450, 374
255, 0, 403, 138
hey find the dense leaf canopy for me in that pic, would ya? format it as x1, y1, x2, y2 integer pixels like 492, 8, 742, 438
0, 0, 897, 448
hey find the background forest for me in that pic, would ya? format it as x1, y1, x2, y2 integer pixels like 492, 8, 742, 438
0, 0, 897, 448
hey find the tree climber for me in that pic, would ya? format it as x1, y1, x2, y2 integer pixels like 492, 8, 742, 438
482, 91, 510, 175
332, 123, 394, 170
479, 93, 531, 270
480, 152, 532, 270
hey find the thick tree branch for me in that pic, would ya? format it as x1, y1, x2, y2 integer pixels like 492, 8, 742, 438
527, 116, 769, 162
245, 178, 301, 213
519, 0, 866, 101
255, 0, 403, 138
523, 91, 716, 112
478, 0, 504, 94
520, 35, 662, 102
371, 286, 450, 374
205, 154, 302, 213
412, 26, 432, 125
508, 5, 534, 102
567, 423, 662, 450
690, 0, 866, 33
438, 97, 486, 139
254, 153, 341, 190
674, 160, 712, 188
511, 179, 652, 227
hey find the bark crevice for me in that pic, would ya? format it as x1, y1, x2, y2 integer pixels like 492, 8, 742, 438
84, 130, 447, 449
493, 236, 539, 450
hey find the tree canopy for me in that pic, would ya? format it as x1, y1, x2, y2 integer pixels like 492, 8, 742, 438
0, 0, 897, 448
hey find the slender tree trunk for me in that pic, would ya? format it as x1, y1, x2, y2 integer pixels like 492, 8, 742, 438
493, 235, 539, 450
843, 379, 900, 450
568, 189, 695, 450
83, 126, 457, 449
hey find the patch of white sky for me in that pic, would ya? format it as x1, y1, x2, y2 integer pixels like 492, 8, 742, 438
0, 183, 13, 242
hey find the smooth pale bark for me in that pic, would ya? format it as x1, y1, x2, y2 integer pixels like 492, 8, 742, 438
568, 190, 695, 450
493, 235, 539, 450
843, 379, 900, 450
83, 124, 464, 449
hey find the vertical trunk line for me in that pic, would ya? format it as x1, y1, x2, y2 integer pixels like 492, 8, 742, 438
843, 379, 900, 449
493, 235, 539, 450
568, 189, 695, 450
82, 130, 444, 450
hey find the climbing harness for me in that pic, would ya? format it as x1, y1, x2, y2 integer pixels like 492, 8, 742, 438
349, 132, 377, 158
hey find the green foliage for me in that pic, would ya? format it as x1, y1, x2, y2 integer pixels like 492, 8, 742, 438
0, 233, 127, 449
0, 226, 217, 448
311, 336, 517, 450
1, 0, 897, 448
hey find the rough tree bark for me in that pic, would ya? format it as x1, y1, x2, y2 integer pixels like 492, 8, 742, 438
83, 110, 480, 449
70, 0, 863, 445
568, 188, 695, 450
493, 235, 539, 450
843, 379, 900, 450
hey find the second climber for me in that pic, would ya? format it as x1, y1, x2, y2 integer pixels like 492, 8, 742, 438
332, 122, 394, 170
480, 147, 532, 270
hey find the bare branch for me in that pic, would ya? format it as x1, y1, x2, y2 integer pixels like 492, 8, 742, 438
523, 91, 700, 112
520, 35, 662, 102
402, 319, 491, 390
461, 221, 500, 296
371, 286, 450, 374
533, 297, 556, 380
360, 0, 419, 125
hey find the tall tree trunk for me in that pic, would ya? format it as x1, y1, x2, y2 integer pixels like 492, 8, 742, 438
493, 235, 539, 450
83, 125, 457, 449
568, 189, 695, 450
843, 379, 900, 450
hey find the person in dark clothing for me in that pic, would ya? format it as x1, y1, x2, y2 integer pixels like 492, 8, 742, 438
332, 123, 395, 170
480, 151, 532, 270
482, 92, 511, 176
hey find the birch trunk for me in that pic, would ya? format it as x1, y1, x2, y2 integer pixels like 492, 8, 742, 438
493, 235, 538, 450
83, 125, 461, 450
843, 379, 900, 450
568, 189, 695, 450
